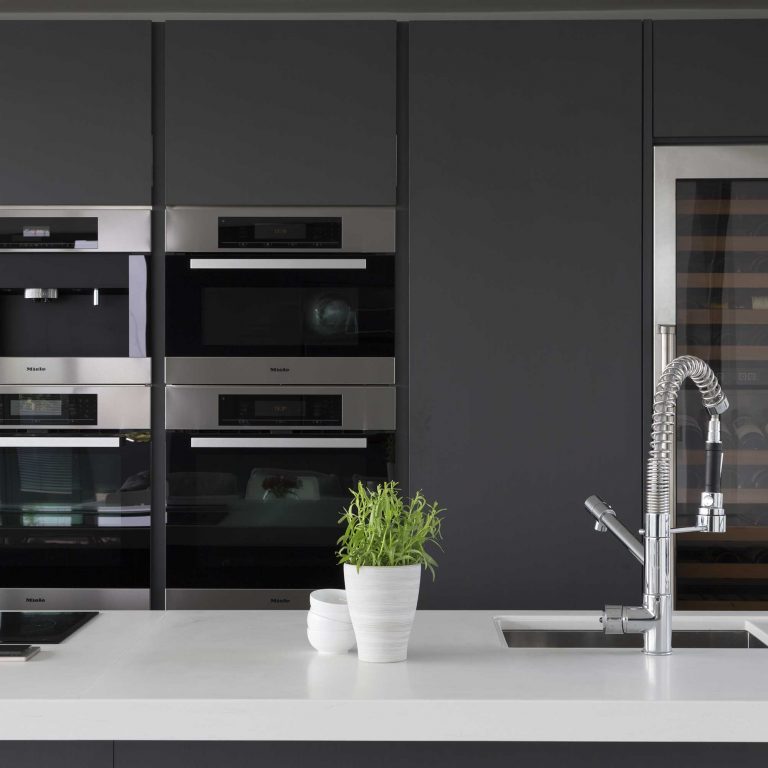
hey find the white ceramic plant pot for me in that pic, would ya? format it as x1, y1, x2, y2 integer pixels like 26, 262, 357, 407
343, 563, 421, 663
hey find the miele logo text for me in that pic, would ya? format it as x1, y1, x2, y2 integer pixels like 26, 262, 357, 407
270, 367, 290, 373
270, 597, 290, 604
26, 366, 46, 372
25, 597, 46, 603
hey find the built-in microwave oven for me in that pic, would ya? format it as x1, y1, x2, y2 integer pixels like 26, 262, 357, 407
0, 385, 151, 609
164, 207, 395, 385
0, 208, 150, 385
165, 385, 395, 608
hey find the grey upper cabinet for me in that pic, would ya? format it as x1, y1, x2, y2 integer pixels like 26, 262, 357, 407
654, 20, 768, 139
409, 21, 643, 609
164, 22, 397, 206
0, 21, 152, 206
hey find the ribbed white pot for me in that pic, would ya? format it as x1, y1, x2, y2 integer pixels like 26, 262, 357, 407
343, 563, 421, 663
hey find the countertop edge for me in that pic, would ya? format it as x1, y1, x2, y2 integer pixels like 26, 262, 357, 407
1, 699, 768, 742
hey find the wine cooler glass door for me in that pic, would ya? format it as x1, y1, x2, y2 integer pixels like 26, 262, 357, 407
656, 146, 768, 610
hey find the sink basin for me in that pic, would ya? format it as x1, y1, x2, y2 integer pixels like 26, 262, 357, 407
501, 628, 767, 649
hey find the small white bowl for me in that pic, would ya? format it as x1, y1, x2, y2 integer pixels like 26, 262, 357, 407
309, 589, 351, 621
307, 626, 355, 654
307, 610, 352, 633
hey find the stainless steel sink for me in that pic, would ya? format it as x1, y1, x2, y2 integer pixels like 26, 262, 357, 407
502, 629, 767, 649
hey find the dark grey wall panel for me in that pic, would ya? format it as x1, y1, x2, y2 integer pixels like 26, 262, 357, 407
0, 21, 152, 205
0, 742, 112, 768
654, 20, 768, 139
409, 21, 643, 609
115, 741, 768, 768
164, 21, 396, 206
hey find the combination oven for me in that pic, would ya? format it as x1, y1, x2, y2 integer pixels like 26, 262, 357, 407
164, 207, 395, 385
0, 208, 150, 385
654, 145, 768, 611
165, 385, 395, 608
0, 385, 151, 609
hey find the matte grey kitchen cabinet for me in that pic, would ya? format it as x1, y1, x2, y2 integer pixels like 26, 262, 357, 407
409, 22, 643, 609
0, 22, 152, 205
654, 21, 768, 139
0, 742, 112, 768
164, 22, 396, 206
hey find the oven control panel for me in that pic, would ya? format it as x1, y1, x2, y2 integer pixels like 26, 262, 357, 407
218, 394, 341, 427
0, 394, 97, 425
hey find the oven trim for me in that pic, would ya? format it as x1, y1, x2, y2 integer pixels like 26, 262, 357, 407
166, 589, 310, 610
0, 207, 151, 253
0, 385, 151, 430
165, 357, 395, 386
166, 384, 395, 431
166, 206, 395, 254
0, 588, 149, 610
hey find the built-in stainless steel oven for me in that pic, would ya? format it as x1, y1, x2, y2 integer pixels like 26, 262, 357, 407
165, 385, 395, 608
0, 208, 150, 385
0, 385, 151, 609
165, 207, 395, 385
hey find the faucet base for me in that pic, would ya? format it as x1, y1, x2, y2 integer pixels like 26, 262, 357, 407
601, 595, 673, 655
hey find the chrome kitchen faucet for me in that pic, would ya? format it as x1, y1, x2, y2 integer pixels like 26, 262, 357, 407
585, 355, 728, 655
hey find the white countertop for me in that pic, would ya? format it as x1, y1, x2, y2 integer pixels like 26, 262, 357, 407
2, 609, 768, 742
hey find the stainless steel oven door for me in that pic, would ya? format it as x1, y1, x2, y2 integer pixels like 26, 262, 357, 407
165, 207, 395, 385
165, 385, 395, 609
0, 208, 151, 385
0, 385, 150, 609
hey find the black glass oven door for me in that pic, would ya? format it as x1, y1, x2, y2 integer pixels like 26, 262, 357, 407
165, 254, 394, 358
166, 433, 395, 589
0, 432, 150, 588
0, 253, 148, 357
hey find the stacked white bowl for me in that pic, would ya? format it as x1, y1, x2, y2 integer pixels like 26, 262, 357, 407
307, 589, 356, 654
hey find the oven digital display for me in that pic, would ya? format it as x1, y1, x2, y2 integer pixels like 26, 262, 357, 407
22, 226, 50, 238
0, 394, 97, 425
218, 394, 342, 427
10, 398, 62, 417
0, 218, 98, 249
218, 217, 342, 249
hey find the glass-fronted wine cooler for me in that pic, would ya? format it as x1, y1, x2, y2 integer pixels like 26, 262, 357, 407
656, 146, 768, 609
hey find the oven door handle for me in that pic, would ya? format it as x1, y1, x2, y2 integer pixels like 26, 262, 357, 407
189, 258, 367, 270
0, 436, 121, 448
190, 437, 368, 449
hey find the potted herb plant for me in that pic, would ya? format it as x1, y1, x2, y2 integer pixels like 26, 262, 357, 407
337, 481, 444, 663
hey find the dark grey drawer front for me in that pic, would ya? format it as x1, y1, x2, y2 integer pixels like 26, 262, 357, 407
654, 20, 768, 139
0, 742, 112, 768
164, 21, 396, 206
0, 21, 152, 205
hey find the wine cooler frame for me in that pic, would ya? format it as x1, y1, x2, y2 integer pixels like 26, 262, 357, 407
654, 145, 768, 609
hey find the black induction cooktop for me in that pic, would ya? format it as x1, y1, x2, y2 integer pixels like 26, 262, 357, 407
0, 612, 97, 644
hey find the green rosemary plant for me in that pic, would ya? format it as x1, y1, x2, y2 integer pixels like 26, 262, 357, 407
337, 481, 444, 578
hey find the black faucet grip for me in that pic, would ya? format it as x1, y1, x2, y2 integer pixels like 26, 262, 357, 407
704, 441, 724, 494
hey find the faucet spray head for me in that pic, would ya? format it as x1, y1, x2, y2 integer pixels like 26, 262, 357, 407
698, 414, 726, 533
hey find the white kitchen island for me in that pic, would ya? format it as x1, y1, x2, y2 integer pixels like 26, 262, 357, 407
2, 610, 768, 743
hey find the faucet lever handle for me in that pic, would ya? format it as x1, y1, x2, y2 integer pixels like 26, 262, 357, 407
585, 495, 615, 533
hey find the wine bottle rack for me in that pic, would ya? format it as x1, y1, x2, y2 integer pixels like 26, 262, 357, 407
675, 178, 768, 609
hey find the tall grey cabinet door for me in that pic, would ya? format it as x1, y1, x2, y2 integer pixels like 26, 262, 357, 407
0, 22, 152, 205
164, 22, 396, 206
410, 22, 643, 609
654, 21, 768, 139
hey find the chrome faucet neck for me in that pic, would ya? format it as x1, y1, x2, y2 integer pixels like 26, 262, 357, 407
586, 355, 728, 655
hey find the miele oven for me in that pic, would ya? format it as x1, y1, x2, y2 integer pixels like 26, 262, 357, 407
165, 385, 395, 608
0, 208, 150, 384
0, 385, 151, 609
165, 207, 395, 385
